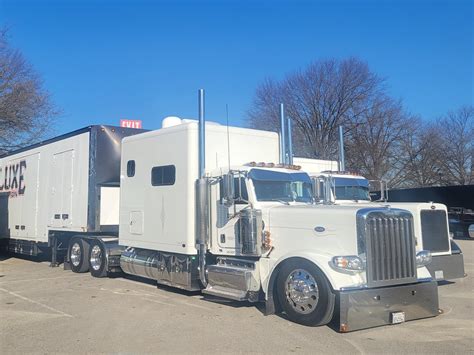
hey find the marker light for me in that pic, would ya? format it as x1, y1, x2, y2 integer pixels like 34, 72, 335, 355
330, 255, 365, 273
262, 230, 272, 250
246, 162, 301, 170
416, 250, 432, 267
320, 170, 361, 176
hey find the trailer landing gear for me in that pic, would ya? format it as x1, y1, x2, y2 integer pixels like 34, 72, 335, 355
50, 235, 59, 268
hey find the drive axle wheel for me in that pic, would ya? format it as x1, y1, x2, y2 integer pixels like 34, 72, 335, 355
276, 259, 335, 326
89, 240, 108, 278
68, 238, 90, 273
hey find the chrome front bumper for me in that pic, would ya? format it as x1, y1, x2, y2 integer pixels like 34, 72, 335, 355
337, 281, 439, 332
427, 253, 465, 281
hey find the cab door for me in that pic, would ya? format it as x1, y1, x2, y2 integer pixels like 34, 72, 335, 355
214, 175, 250, 254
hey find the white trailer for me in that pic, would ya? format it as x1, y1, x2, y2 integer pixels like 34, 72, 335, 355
0, 125, 145, 264
1, 92, 443, 332
294, 159, 466, 281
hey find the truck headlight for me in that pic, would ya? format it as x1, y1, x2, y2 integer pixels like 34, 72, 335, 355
416, 250, 432, 267
330, 255, 365, 273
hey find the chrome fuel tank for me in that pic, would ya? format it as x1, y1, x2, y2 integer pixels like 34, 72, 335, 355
120, 247, 201, 291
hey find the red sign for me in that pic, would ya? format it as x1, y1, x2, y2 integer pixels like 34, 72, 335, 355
120, 119, 142, 129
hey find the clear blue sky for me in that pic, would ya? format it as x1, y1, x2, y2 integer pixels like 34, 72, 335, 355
1, 0, 472, 135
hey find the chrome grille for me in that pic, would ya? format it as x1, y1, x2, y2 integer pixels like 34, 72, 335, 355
358, 208, 417, 287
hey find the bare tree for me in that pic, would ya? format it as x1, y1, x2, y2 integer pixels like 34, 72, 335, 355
435, 106, 474, 185
347, 105, 474, 187
0, 29, 56, 155
248, 57, 384, 159
248, 58, 472, 188
344, 96, 413, 186
396, 121, 445, 187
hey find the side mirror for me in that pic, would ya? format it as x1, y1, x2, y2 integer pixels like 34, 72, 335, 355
312, 176, 334, 204
323, 175, 335, 204
311, 177, 322, 202
381, 180, 388, 202
369, 180, 388, 202
222, 173, 235, 206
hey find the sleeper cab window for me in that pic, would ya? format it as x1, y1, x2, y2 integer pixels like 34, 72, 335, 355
151, 165, 176, 186
127, 160, 135, 177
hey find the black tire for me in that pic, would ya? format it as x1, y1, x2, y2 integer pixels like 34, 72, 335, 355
68, 238, 90, 273
88, 240, 108, 278
276, 259, 335, 326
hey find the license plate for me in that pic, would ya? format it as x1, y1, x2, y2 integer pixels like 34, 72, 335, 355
391, 311, 405, 324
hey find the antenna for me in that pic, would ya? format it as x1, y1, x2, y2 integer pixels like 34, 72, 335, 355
226, 104, 231, 170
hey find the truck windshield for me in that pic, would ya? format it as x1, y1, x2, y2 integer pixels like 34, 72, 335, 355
334, 177, 370, 201
249, 169, 313, 203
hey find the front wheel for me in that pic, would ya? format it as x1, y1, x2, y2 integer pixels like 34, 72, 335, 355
276, 259, 335, 326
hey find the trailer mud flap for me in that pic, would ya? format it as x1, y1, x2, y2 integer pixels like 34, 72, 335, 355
337, 281, 439, 332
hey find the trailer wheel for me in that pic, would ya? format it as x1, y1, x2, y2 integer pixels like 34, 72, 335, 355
276, 259, 335, 326
89, 240, 108, 278
68, 238, 90, 273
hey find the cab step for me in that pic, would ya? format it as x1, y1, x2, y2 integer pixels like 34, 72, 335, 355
203, 258, 260, 302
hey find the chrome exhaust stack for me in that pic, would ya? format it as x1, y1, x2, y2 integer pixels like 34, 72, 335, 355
279, 104, 294, 165
196, 89, 209, 287
338, 125, 345, 172
198, 89, 206, 178
279, 103, 287, 164
287, 117, 293, 165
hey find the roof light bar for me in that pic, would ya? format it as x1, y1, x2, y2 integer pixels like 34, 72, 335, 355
321, 170, 361, 176
246, 162, 302, 170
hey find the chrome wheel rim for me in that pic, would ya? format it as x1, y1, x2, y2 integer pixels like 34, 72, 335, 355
90, 245, 103, 271
70, 242, 81, 267
285, 268, 319, 314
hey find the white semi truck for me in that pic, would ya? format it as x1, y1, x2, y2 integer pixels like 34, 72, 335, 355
294, 159, 466, 282
0, 91, 441, 331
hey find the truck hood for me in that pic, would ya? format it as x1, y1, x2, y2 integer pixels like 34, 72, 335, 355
338, 200, 446, 212
261, 204, 370, 256
263, 203, 364, 230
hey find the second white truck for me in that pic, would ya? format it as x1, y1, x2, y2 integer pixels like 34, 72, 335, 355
294, 159, 466, 282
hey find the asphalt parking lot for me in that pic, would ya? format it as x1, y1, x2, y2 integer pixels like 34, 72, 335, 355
1, 239, 473, 354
